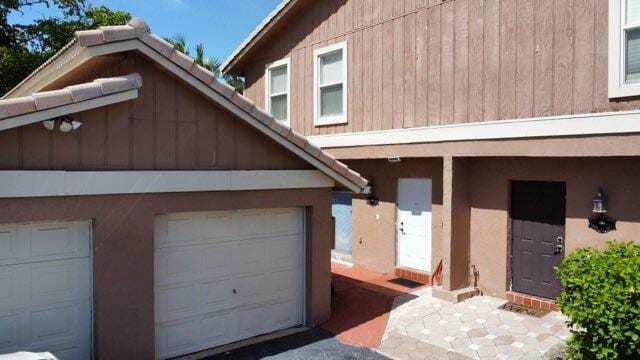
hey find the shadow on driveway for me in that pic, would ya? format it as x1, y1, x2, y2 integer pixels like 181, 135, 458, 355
203, 328, 390, 360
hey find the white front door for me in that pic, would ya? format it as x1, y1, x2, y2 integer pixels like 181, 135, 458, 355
154, 208, 305, 359
0, 220, 92, 360
397, 178, 432, 272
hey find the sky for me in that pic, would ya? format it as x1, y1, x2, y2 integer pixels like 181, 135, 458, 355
8, 0, 282, 63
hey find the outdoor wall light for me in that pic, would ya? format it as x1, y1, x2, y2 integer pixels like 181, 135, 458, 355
42, 119, 55, 131
42, 115, 82, 132
589, 189, 617, 233
366, 179, 379, 206
592, 191, 606, 213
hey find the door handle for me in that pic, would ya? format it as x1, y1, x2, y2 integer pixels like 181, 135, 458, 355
554, 243, 563, 255
554, 236, 564, 254
400, 228, 405, 234
232, 289, 237, 294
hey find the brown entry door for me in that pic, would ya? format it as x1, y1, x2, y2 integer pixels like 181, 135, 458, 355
510, 181, 566, 299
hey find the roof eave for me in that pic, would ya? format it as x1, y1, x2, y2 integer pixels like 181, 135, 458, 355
2, 39, 88, 100
221, 0, 299, 75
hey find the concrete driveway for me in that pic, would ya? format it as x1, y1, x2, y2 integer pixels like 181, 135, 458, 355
204, 328, 389, 360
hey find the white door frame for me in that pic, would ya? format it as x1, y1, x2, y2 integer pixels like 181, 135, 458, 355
396, 178, 432, 272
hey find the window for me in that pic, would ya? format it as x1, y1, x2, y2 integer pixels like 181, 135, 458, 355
610, 0, 640, 97
265, 58, 290, 125
314, 42, 347, 126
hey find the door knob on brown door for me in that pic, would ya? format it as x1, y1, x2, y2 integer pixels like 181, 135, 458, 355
554, 243, 563, 255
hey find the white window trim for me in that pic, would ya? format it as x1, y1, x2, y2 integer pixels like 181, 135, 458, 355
265, 57, 291, 126
313, 41, 348, 126
609, 0, 640, 97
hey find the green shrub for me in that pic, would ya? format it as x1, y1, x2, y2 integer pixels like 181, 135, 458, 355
556, 241, 640, 359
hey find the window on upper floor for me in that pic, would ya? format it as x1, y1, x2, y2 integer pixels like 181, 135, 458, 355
266, 58, 290, 126
610, 0, 640, 97
314, 42, 348, 126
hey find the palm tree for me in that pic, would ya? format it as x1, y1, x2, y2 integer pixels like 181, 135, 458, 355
164, 34, 188, 55
165, 34, 243, 93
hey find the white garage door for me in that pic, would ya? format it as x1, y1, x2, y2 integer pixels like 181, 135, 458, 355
154, 208, 305, 359
0, 220, 92, 360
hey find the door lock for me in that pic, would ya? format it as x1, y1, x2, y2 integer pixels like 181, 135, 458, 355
232, 289, 237, 294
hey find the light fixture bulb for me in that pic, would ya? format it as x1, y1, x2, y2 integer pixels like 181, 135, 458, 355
71, 120, 82, 130
59, 120, 73, 133
42, 120, 55, 131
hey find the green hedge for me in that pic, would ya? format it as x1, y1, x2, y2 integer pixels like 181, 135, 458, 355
556, 241, 640, 359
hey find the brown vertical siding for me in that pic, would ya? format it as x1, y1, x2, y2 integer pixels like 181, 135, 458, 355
240, 0, 633, 136
0, 53, 311, 171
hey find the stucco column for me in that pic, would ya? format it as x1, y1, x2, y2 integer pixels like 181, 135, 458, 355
435, 156, 476, 301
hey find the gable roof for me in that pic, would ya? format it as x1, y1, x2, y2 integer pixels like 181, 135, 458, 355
0, 74, 141, 131
2, 18, 368, 193
221, 0, 298, 74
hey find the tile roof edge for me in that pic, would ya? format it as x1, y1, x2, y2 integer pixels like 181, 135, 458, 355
0, 73, 142, 120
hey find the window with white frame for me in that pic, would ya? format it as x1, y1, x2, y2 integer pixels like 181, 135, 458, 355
314, 42, 347, 126
266, 58, 290, 125
609, 0, 640, 97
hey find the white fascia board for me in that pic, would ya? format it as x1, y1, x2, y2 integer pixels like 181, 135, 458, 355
307, 110, 640, 148
0, 89, 139, 132
0, 170, 334, 198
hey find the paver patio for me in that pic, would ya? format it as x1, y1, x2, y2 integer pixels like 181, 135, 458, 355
378, 288, 570, 360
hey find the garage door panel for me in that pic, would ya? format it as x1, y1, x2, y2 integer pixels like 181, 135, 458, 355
0, 222, 89, 267
156, 319, 199, 358
236, 305, 268, 339
200, 311, 236, 350
234, 210, 266, 238
0, 227, 21, 264
159, 285, 197, 319
200, 278, 235, 310
155, 248, 198, 285
266, 236, 302, 269
235, 273, 264, 305
0, 268, 27, 310
265, 268, 298, 295
30, 304, 77, 343
268, 209, 303, 236
202, 213, 233, 242
269, 298, 302, 330
234, 240, 266, 274
30, 259, 90, 306
200, 244, 234, 278
166, 216, 201, 245
0, 313, 19, 350
156, 244, 236, 287
28, 221, 90, 260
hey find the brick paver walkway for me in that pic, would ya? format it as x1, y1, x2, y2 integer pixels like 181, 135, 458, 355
378, 288, 570, 359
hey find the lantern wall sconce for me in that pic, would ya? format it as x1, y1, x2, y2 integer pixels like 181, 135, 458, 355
366, 179, 379, 206
588, 189, 616, 233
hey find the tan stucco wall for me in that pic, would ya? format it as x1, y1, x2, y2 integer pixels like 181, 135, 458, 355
0, 188, 332, 360
343, 158, 443, 274
469, 157, 640, 298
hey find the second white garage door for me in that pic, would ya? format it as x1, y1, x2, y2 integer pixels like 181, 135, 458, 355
154, 208, 305, 359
